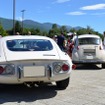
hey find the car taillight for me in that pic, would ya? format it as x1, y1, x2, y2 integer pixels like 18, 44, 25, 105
53, 62, 70, 73
0, 65, 15, 75
72, 64, 76, 70
0, 66, 5, 74
5, 65, 15, 74
62, 64, 69, 71
54, 64, 61, 73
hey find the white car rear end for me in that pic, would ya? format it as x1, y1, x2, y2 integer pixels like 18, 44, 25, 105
72, 34, 105, 68
0, 35, 73, 89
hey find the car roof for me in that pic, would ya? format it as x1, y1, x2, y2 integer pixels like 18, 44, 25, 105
0, 35, 52, 41
78, 34, 100, 39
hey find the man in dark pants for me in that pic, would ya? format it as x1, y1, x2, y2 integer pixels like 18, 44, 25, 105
57, 33, 66, 51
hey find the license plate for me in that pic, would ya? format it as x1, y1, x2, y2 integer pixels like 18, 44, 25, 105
23, 66, 45, 77
86, 56, 93, 59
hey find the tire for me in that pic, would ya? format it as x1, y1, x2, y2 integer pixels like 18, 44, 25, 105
102, 63, 105, 68
56, 77, 70, 90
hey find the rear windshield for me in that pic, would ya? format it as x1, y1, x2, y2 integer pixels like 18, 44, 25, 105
79, 38, 100, 45
6, 39, 53, 51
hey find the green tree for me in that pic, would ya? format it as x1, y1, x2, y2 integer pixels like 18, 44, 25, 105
77, 28, 87, 35
35, 28, 41, 35
49, 24, 60, 37
52, 24, 58, 29
76, 26, 94, 35
60, 25, 68, 36
0, 23, 7, 36
15, 21, 22, 34
48, 29, 55, 37
86, 26, 94, 34
60, 26, 67, 32
42, 31, 48, 36
69, 28, 77, 33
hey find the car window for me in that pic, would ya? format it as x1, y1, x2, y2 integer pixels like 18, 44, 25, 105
79, 38, 100, 45
6, 39, 53, 51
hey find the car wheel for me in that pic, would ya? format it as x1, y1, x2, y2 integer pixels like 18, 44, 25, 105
102, 63, 105, 68
56, 77, 70, 90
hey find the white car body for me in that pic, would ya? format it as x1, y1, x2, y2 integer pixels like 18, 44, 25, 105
72, 34, 105, 68
0, 35, 73, 89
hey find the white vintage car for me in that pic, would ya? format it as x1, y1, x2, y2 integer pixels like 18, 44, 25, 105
72, 34, 105, 68
0, 35, 74, 89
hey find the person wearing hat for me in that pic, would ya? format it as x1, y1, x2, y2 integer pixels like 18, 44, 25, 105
72, 32, 79, 55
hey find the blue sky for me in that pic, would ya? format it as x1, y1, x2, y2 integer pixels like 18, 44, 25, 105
0, 0, 105, 34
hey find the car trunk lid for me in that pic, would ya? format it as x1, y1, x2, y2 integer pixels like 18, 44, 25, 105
4, 50, 60, 61
78, 45, 101, 60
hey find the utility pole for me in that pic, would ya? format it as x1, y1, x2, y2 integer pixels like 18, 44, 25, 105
21, 10, 25, 35
13, 0, 16, 35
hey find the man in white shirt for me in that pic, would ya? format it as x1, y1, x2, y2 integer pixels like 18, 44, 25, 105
72, 32, 79, 59
72, 32, 79, 50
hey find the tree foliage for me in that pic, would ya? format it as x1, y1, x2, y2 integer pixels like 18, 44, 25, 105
48, 24, 61, 37
15, 21, 22, 34
0, 23, 7, 36
0, 21, 103, 39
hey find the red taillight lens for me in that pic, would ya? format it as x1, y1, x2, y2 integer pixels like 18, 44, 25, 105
0, 66, 4, 74
72, 64, 76, 70
62, 64, 69, 71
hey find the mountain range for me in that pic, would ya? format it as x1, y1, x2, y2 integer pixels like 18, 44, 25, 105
0, 17, 82, 32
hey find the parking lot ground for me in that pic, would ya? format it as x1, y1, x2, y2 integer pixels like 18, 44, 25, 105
0, 64, 105, 105
68, 64, 105, 105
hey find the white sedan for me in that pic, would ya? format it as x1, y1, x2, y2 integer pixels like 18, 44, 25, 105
0, 35, 74, 89
72, 34, 105, 68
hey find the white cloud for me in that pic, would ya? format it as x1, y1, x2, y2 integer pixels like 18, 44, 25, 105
66, 11, 86, 15
81, 3, 105, 10
55, 0, 70, 3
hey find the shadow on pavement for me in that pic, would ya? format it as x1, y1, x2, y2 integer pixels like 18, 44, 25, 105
75, 64, 102, 70
0, 84, 58, 104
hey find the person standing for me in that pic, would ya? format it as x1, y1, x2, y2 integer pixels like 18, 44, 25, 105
103, 31, 105, 49
72, 32, 79, 50
53, 35, 58, 43
57, 32, 66, 51
67, 32, 74, 58
71, 32, 79, 59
